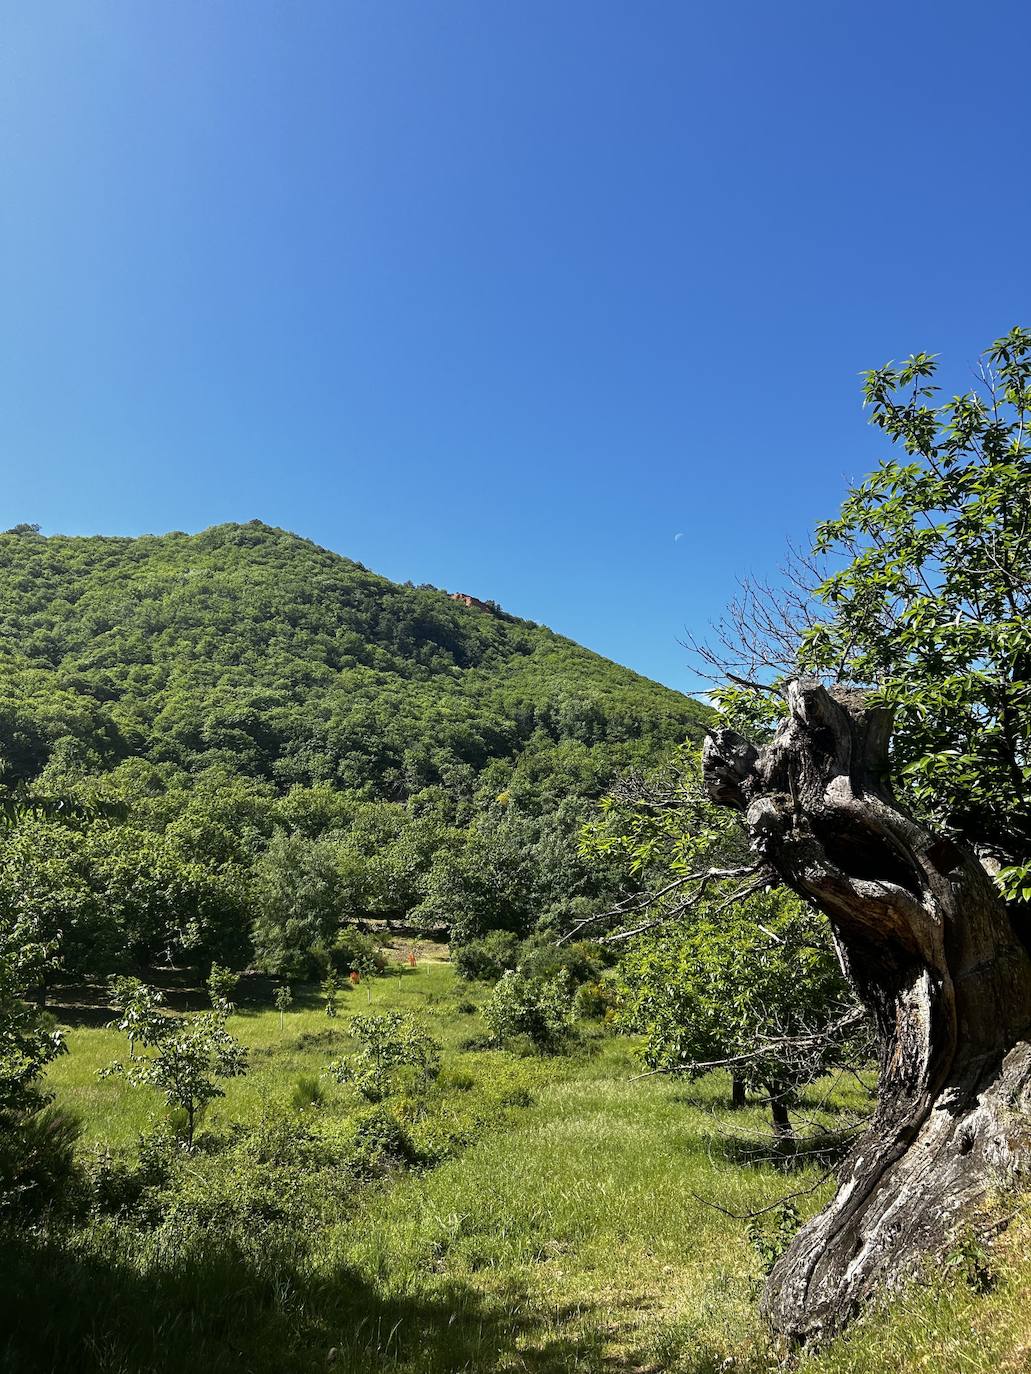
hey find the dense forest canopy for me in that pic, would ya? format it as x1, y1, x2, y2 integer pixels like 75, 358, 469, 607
0, 520, 707, 978
0, 520, 705, 789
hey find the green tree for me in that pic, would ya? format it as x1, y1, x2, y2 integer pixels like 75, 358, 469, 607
206, 963, 239, 1015
618, 893, 852, 1136
0, 819, 113, 998
273, 982, 293, 1030
101, 1003, 247, 1148
328, 1011, 440, 1101
250, 831, 347, 977
584, 744, 855, 1128
106, 975, 165, 1058
0, 913, 65, 1116
321, 967, 339, 1018
482, 968, 576, 1053
797, 328, 1031, 870
698, 329, 1031, 1340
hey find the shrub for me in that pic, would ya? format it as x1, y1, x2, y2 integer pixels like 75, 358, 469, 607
451, 930, 520, 982
206, 964, 240, 1014
328, 1012, 441, 1101
519, 937, 604, 988
330, 928, 386, 977
0, 1104, 82, 1218
482, 969, 576, 1053
157, 1117, 343, 1232
80, 1123, 183, 1221
349, 1105, 417, 1174
573, 978, 619, 1021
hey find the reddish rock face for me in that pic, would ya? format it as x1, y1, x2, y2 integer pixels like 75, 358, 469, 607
450, 592, 492, 612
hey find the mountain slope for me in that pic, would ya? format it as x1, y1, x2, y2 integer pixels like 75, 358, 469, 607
0, 521, 707, 791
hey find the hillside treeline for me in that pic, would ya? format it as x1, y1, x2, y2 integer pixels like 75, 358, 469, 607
0, 521, 706, 981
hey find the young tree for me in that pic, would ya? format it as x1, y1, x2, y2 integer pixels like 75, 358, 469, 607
273, 982, 293, 1030
700, 329, 1031, 1340
102, 1002, 247, 1149
206, 963, 239, 1015
321, 967, 339, 1018
618, 891, 854, 1137
107, 975, 165, 1058
328, 1011, 440, 1101
482, 968, 576, 1054
583, 744, 858, 1126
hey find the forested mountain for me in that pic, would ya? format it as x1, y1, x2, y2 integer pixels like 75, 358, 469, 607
0, 520, 704, 788
0, 521, 706, 978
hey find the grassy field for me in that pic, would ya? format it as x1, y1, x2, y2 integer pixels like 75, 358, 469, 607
7, 952, 1031, 1373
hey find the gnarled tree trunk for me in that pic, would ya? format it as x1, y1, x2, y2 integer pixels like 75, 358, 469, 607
702, 681, 1031, 1343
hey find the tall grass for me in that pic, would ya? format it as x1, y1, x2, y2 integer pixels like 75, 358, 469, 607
4, 959, 1029, 1372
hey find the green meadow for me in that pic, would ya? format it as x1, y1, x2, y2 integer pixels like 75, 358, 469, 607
4, 952, 1028, 1374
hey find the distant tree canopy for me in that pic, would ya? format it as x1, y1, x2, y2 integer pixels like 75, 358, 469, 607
0, 521, 705, 790
0, 522, 707, 981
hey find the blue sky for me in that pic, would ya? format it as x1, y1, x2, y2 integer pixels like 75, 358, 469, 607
2, 2, 1029, 693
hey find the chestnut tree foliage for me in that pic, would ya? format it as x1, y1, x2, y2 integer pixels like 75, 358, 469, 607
584, 746, 856, 1129
798, 327, 1031, 877
0, 522, 706, 993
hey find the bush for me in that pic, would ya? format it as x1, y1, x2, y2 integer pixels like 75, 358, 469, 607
349, 1105, 417, 1174
80, 1124, 182, 1221
0, 1104, 82, 1218
482, 969, 576, 1053
573, 978, 619, 1021
330, 928, 386, 977
451, 930, 520, 982
519, 936, 604, 988
328, 1011, 441, 1101
158, 1118, 341, 1232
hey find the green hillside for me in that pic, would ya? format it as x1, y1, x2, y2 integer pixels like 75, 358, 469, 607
0, 520, 705, 790
0, 521, 706, 980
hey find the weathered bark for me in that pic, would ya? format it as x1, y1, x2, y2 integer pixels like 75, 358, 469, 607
731, 1073, 747, 1109
703, 681, 1031, 1343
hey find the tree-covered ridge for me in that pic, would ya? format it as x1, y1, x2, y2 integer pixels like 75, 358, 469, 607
0, 520, 706, 790
0, 520, 704, 982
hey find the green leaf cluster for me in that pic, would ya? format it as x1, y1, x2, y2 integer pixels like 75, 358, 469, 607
800, 327, 1031, 865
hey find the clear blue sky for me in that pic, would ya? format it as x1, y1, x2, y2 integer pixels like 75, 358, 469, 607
2, 2, 1028, 693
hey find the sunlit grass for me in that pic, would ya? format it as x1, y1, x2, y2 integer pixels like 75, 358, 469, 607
45, 957, 474, 1146
20, 958, 1031, 1373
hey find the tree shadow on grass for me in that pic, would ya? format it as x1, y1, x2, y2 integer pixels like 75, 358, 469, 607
717, 1125, 857, 1174
0, 1225, 610, 1374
